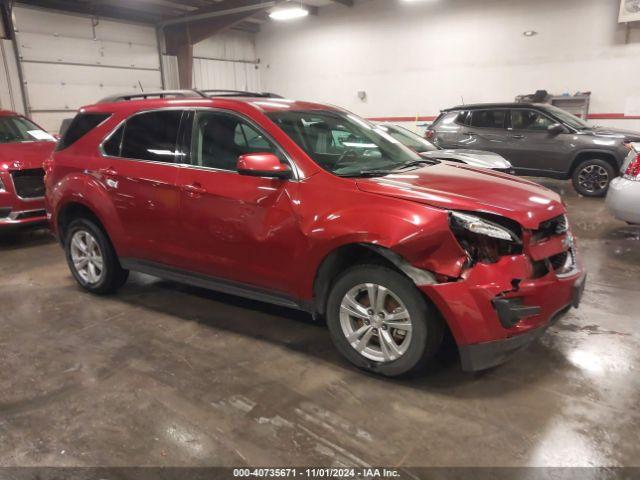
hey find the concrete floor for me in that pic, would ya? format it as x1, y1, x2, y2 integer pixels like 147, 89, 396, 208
1, 178, 639, 468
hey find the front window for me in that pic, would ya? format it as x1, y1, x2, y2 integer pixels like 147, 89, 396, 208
544, 105, 590, 130
0, 116, 55, 144
190, 111, 282, 171
510, 109, 555, 131
267, 110, 424, 177
379, 125, 438, 153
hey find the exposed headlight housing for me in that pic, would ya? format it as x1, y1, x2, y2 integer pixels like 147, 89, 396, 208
449, 211, 522, 265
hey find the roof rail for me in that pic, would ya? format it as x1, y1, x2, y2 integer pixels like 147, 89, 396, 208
98, 90, 208, 103
200, 89, 284, 99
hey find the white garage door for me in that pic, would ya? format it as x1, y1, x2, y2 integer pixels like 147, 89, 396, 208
0, 39, 24, 114
13, 6, 163, 133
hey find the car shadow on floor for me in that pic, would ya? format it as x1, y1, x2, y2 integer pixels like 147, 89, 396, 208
112, 273, 563, 397
0, 227, 56, 251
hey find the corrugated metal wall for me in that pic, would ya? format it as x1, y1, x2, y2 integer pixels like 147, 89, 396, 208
13, 6, 163, 132
192, 31, 261, 92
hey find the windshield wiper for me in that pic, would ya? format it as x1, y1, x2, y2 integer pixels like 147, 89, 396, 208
339, 170, 397, 178
395, 159, 440, 170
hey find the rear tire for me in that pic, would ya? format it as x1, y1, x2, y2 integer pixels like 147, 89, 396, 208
64, 218, 128, 294
572, 158, 615, 197
326, 265, 443, 377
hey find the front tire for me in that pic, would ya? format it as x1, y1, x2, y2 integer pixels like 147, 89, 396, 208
64, 218, 128, 294
326, 265, 443, 377
572, 158, 615, 197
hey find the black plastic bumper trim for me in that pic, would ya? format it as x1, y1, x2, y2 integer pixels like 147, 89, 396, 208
459, 304, 572, 372
492, 297, 542, 328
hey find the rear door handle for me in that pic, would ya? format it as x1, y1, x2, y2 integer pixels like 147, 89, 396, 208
182, 183, 207, 196
99, 167, 118, 176
463, 131, 477, 136
510, 135, 525, 139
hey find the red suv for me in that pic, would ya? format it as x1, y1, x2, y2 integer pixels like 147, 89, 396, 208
1, 110, 56, 230
45, 91, 586, 377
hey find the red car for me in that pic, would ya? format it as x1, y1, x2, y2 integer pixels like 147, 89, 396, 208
0, 110, 56, 230
45, 91, 586, 377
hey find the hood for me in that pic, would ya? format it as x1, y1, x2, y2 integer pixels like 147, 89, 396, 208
420, 149, 512, 169
356, 163, 564, 229
583, 127, 640, 142
0, 141, 56, 171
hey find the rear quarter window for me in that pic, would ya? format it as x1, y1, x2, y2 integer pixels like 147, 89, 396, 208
56, 113, 111, 151
433, 111, 467, 128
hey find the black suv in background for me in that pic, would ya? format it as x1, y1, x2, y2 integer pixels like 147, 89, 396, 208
427, 103, 640, 197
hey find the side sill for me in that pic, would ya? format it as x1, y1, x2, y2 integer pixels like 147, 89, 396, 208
120, 258, 312, 312
511, 167, 568, 179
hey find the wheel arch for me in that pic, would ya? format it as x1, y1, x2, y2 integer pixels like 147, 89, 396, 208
312, 242, 437, 317
56, 201, 109, 245
569, 150, 619, 177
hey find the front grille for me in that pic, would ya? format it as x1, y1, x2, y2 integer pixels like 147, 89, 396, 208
549, 251, 569, 270
549, 248, 577, 277
532, 214, 568, 242
11, 169, 45, 199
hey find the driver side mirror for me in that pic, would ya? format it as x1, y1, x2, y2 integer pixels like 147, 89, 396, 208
237, 153, 293, 180
548, 123, 567, 135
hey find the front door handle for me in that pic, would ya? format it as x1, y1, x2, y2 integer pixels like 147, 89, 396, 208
182, 183, 207, 196
510, 135, 525, 139
463, 131, 477, 136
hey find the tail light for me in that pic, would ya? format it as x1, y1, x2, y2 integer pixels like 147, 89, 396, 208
425, 129, 435, 140
624, 153, 640, 180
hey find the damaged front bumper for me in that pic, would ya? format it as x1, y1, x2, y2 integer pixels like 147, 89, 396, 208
419, 253, 586, 372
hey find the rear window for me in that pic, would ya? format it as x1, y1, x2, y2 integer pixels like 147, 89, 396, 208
56, 113, 111, 151
120, 110, 182, 163
469, 110, 507, 129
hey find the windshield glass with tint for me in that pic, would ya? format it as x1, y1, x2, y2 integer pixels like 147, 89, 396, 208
544, 105, 590, 130
379, 125, 438, 153
267, 110, 424, 177
0, 116, 54, 143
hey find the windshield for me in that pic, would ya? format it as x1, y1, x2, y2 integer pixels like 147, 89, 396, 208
379, 124, 438, 152
267, 110, 424, 177
544, 105, 590, 130
0, 116, 54, 144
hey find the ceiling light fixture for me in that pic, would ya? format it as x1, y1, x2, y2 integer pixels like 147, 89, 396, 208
523, 30, 539, 37
269, 2, 309, 21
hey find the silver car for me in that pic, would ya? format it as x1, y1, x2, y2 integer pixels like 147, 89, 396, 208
606, 143, 640, 225
377, 123, 514, 173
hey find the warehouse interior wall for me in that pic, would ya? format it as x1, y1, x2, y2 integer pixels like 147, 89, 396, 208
256, 0, 640, 131
192, 31, 261, 92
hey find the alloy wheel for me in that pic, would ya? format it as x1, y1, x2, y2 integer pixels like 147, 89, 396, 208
577, 164, 609, 194
70, 230, 104, 285
339, 283, 413, 363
